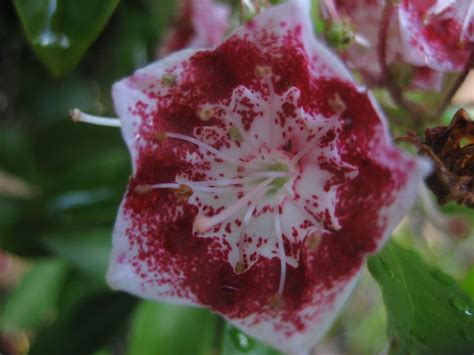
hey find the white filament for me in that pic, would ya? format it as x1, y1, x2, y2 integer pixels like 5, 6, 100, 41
273, 204, 287, 295
194, 178, 274, 232
237, 188, 267, 265
147, 182, 243, 194
166, 132, 240, 165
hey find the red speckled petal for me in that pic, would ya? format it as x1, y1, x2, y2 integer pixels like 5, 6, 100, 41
112, 49, 200, 169
399, 0, 473, 72
107, 0, 431, 353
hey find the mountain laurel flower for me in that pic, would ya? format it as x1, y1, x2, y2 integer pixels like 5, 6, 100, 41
73, 0, 430, 352
159, 0, 230, 57
399, 0, 474, 72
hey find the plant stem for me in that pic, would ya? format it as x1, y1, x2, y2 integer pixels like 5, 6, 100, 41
436, 50, 474, 117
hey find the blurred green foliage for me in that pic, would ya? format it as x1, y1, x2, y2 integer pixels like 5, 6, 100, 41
13, 0, 119, 77
369, 241, 474, 354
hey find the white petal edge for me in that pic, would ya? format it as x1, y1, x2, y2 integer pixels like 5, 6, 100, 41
112, 48, 201, 172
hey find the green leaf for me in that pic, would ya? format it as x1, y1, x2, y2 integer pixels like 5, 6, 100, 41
42, 228, 111, 281
1, 259, 68, 331
13, 0, 119, 76
221, 323, 281, 355
127, 302, 218, 355
29, 291, 137, 355
462, 267, 474, 300
368, 241, 474, 354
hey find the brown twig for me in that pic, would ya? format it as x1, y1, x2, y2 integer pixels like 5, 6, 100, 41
436, 50, 474, 117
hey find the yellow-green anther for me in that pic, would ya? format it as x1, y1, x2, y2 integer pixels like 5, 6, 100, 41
267, 162, 289, 172
229, 127, 243, 142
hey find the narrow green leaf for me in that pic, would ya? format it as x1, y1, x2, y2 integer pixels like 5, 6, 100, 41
127, 302, 218, 355
221, 323, 281, 355
13, 0, 119, 76
1, 259, 68, 331
368, 241, 474, 354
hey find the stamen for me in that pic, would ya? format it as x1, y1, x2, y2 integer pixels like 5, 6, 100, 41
273, 205, 287, 295
166, 132, 240, 165
291, 134, 319, 164
194, 178, 274, 233
161, 73, 176, 87
145, 182, 243, 194
134, 184, 154, 195
228, 127, 243, 142
354, 34, 371, 48
181, 173, 287, 188
328, 93, 347, 113
174, 184, 193, 202
237, 188, 267, 269
305, 229, 322, 251
153, 132, 168, 143
70, 109, 121, 127
197, 106, 215, 122
255, 65, 273, 78
268, 293, 285, 311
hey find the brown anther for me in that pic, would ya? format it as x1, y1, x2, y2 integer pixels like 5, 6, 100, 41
306, 233, 322, 251
153, 132, 168, 143
161, 73, 176, 87
328, 93, 347, 113
237, 166, 246, 174
255, 65, 272, 78
197, 107, 214, 122
174, 184, 193, 202
135, 184, 153, 195
268, 293, 285, 311
235, 261, 246, 274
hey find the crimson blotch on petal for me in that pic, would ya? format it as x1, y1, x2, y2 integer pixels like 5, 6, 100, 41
107, 0, 430, 352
